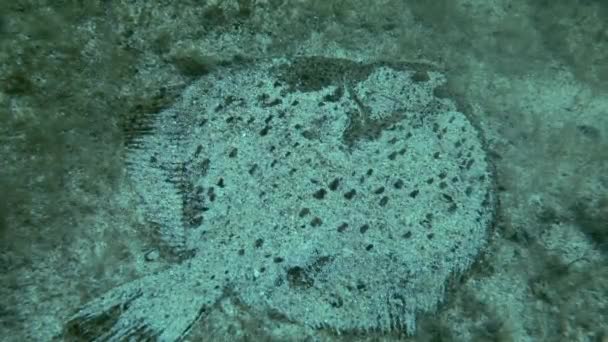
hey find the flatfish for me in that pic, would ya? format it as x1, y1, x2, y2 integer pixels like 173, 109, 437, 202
64, 57, 495, 341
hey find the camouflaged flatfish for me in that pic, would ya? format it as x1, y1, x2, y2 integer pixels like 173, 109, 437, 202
65, 57, 495, 341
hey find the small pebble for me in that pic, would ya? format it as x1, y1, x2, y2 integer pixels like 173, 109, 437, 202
145, 249, 160, 261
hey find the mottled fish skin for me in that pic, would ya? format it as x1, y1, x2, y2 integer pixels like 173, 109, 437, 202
64, 57, 495, 340
64, 256, 236, 341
